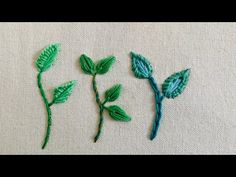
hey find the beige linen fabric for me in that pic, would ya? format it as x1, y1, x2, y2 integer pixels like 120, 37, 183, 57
0, 23, 235, 154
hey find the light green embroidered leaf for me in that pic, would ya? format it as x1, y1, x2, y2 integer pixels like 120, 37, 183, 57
35, 43, 61, 72
162, 69, 190, 99
104, 84, 122, 102
96, 56, 116, 74
107, 105, 131, 122
130, 52, 153, 79
80, 54, 96, 75
52, 80, 77, 104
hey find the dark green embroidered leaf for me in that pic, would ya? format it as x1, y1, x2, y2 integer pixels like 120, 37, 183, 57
105, 84, 122, 102
107, 105, 131, 122
52, 80, 77, 104
80, 54, 96, 75
162, 69, 190, 99
96, 56, 116, 74
130, 52, 153, 79
36, 43, 60, 72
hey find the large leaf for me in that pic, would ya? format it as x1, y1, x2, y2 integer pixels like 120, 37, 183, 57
80, 54, 96, 75
130, 52, 153, 79
162, 69, 190, 99
96, 56, 116, 74
35, 43, 60, 72
105, 84, 122, 102
107, 105, 131, 122
52, 80, 77, 104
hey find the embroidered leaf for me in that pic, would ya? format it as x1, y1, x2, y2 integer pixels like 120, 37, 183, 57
52, 80, 77, 104
36, 43, 61, 72
80, 54, 96, 75
107, 105, 131, 122
162, 69, 190, 99
104, 84, 122, 102
130, 52, 153, 79
96, 56, 116, 74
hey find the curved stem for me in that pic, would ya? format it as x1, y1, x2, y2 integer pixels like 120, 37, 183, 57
92, 75, 104, 142
37, 72, 52, 149
148, 76, 164, 140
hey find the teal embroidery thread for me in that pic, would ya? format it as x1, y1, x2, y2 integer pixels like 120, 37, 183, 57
148, 76, 164, 140
130, 52, 190, 140
79, 54, 131, 142
35, 44, 77, 149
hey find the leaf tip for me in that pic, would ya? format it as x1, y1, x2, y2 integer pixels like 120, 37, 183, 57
116, 83, 122, 89
126, 116, 132, 122
130, 51, 136, 57
71, 80, 77, 85
69, 80, 77, 89
50, 43, 61, 53
80, 54, 87, 59
182, 68, 191, 79
110, 55, 116, 62
130, 51, 139, 62
185, 68, 191, 74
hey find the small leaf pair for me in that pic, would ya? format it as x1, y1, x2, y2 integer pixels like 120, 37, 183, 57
80, 54, 131, 142
105, 84, 131, 122
130, 52, 190, 140
80, 54, 116, 75
35, 44, 77, 149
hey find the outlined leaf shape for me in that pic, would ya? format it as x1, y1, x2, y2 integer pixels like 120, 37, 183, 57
96, 56, 116, 74
105, 84, 122, 102
107, 105, 131, 122
80, 54, 96, 75
130, 52, 153, 79
35, 43, 61, 72
162, 69, 190, 99
52, 80, 77, 104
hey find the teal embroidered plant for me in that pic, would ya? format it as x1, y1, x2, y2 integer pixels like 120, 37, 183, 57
35, 44, 77, 149
79, 54, 131, 142
130, 52, 190, 140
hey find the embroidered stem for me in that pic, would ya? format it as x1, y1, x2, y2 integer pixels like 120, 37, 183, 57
37, 72, 52, 149
94, 105, 104, 142
148, 76, 164, 140
92, 74, 104, 142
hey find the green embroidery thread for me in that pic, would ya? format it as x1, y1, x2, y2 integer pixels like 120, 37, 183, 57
130, 52, 190, 140
35, 44, 77, 149
79, 54, 131, 142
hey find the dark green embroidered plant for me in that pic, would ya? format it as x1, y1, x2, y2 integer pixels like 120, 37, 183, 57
35, 44, 77, 149
80, 54, 131, 142
130, 52, 190, 140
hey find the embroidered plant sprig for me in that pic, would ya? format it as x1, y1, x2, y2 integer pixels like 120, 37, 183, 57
79, 54, 131, 142
35, 44, 77, 149
130, 52, 190, 140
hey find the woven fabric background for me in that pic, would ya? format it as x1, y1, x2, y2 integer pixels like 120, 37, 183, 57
0, 23, 235, 154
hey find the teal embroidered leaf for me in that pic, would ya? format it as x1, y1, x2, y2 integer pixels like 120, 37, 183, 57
80, 54, 96, 75
35, 43, 61, 72
162, 69, 190, 99
96, 56, 116, 74
52, 80, 77, 104
104, 84, 122, 102
107, 105, 131, 122
130, 52, 153, 79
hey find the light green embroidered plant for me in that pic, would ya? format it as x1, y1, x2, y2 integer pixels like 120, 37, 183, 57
35, 44, 77, 149
79, 54, 131, 142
